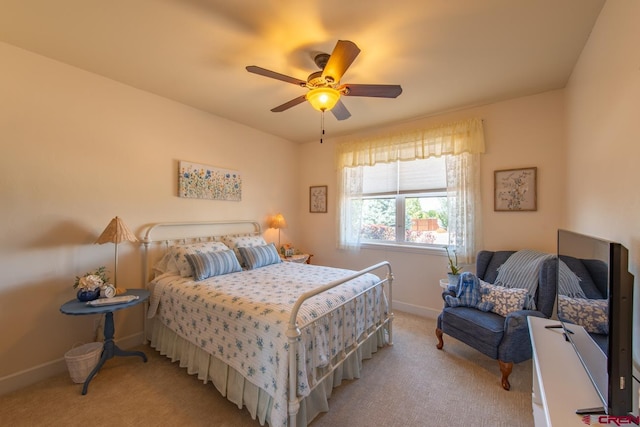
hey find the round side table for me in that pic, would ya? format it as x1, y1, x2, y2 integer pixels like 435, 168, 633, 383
60, 288, 149, 395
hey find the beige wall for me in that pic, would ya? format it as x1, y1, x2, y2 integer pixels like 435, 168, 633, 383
565, 0, 640, 246
564, 1, 640, 359
2, 0, 639, 396
295, 0, 640, 371
0, 42, 301, 392
297, 90, 566, 317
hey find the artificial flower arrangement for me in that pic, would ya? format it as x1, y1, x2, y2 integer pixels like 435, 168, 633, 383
74, 266, 110, 291
279, 243, 295, 257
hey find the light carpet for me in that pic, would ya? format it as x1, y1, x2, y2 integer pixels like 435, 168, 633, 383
0, 311, 533, 426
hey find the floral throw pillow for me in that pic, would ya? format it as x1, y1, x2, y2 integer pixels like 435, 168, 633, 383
480, 281, 528, 317
557, 295, 608, 335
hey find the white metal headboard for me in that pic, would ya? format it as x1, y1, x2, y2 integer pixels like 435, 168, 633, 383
140, 220, 262, 285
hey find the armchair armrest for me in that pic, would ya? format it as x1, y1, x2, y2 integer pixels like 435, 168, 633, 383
499, 310, 547, 363
441, 289, 455, 307
504, 309, 545, 331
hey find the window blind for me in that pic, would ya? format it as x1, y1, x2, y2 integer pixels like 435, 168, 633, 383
362, 156, 446, 195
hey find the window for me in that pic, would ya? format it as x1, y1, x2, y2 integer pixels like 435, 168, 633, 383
336, 117, 485, 264
357, 157, 449, 246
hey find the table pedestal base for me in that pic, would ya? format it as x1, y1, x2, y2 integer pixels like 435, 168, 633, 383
82, 311, 147, 395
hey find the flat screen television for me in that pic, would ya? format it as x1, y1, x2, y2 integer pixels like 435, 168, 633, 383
556, 229, 634, 416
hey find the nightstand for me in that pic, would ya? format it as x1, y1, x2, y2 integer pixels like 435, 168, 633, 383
60, 288, 149, 395
282, 253, 311, 264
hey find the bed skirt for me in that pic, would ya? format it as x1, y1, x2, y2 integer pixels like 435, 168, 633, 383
148, 318, 387, 426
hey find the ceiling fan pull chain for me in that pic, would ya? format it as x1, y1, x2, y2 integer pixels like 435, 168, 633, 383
320, 110, 325, 144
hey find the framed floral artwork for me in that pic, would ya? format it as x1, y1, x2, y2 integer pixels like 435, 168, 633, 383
309, 185, 327, 213
494, 167, 537, 211
178, 161, 242, 201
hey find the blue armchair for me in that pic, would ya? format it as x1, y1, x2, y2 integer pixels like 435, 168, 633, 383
435, 250, 557, 390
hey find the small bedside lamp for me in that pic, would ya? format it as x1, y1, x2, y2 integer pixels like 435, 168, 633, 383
269, 213, 287, 248
95, 216, 138, 287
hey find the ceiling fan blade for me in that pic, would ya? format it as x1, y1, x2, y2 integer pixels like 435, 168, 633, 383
331, 99, 351, 121
271, 95, 307, 112
246, 66, 306, 86
321, 40, 361, 84
341, 84, 403, 98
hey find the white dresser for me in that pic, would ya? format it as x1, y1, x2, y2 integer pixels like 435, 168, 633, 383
528, 316, 607, 426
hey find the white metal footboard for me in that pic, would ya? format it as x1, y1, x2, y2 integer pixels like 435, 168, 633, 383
141, 221, 393, 427
286, 261, 394, 427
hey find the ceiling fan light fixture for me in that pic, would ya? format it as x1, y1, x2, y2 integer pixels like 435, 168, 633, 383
306, 87, 340, 112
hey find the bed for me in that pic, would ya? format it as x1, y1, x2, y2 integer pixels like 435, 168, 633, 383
141, 221, 394, 427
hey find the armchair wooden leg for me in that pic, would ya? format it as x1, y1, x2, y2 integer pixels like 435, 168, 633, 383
498, 360, 513, 391
435, 328, 444, 350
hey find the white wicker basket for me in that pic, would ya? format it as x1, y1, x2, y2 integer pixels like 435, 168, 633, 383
64, 342, 103, 383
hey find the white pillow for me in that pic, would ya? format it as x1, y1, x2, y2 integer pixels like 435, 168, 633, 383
481, 281, 528, 317
169, 241, 230, 277
220, 235, 267, 267
152, 252, 180, 276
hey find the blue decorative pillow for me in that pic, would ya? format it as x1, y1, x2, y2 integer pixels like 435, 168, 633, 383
169, 241, 230, 277
238, 243, 281, 270
557, 295, 608, 334
185, 249, 242, 281
221, 235, 267, 267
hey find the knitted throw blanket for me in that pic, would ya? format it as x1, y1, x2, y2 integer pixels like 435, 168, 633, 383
494, 250, 554, 310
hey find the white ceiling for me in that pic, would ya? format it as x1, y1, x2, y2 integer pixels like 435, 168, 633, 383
0, 0, 605, 143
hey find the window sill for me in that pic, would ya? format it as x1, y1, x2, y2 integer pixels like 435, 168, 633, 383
359, 242, 445, 256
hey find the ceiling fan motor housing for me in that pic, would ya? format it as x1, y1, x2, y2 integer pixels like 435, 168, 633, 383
314, 53, 330, 70
307, 71, 332, 88
313, 53, 336, 84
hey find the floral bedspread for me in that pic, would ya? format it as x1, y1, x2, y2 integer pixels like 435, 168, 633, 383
147, 261, 388, 427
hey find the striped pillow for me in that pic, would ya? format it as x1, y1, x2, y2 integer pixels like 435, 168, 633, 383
185, 249, 242, 281
238, 243, 281, 270
169, 241, 230, 277
220, 235, 268, 267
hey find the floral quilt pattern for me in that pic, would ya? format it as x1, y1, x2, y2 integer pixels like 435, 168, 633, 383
148, 262, 388, 427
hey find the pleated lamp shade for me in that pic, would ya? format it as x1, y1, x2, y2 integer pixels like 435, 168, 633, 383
270, 214, 286, 248
270, 214, 287, 230
95, 217, 138, 287
95, 216, 138, 244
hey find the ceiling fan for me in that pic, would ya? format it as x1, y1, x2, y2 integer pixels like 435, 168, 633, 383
246, 40, 402, 120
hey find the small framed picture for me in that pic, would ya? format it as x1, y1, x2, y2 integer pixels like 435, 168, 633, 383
309, 185, 328, 213
494, 167, 537, 211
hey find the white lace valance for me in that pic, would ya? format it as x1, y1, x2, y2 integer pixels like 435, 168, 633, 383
336, 117, 485, 168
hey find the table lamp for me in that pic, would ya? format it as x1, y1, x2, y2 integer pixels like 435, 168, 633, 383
269, 213, 287, 248
95, 216, 138, 287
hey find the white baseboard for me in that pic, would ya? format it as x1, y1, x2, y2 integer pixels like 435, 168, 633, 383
0, 358, 68, 397
392, 300, 441, 319
116, 331, 145, 351
0, 331, 145, 396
